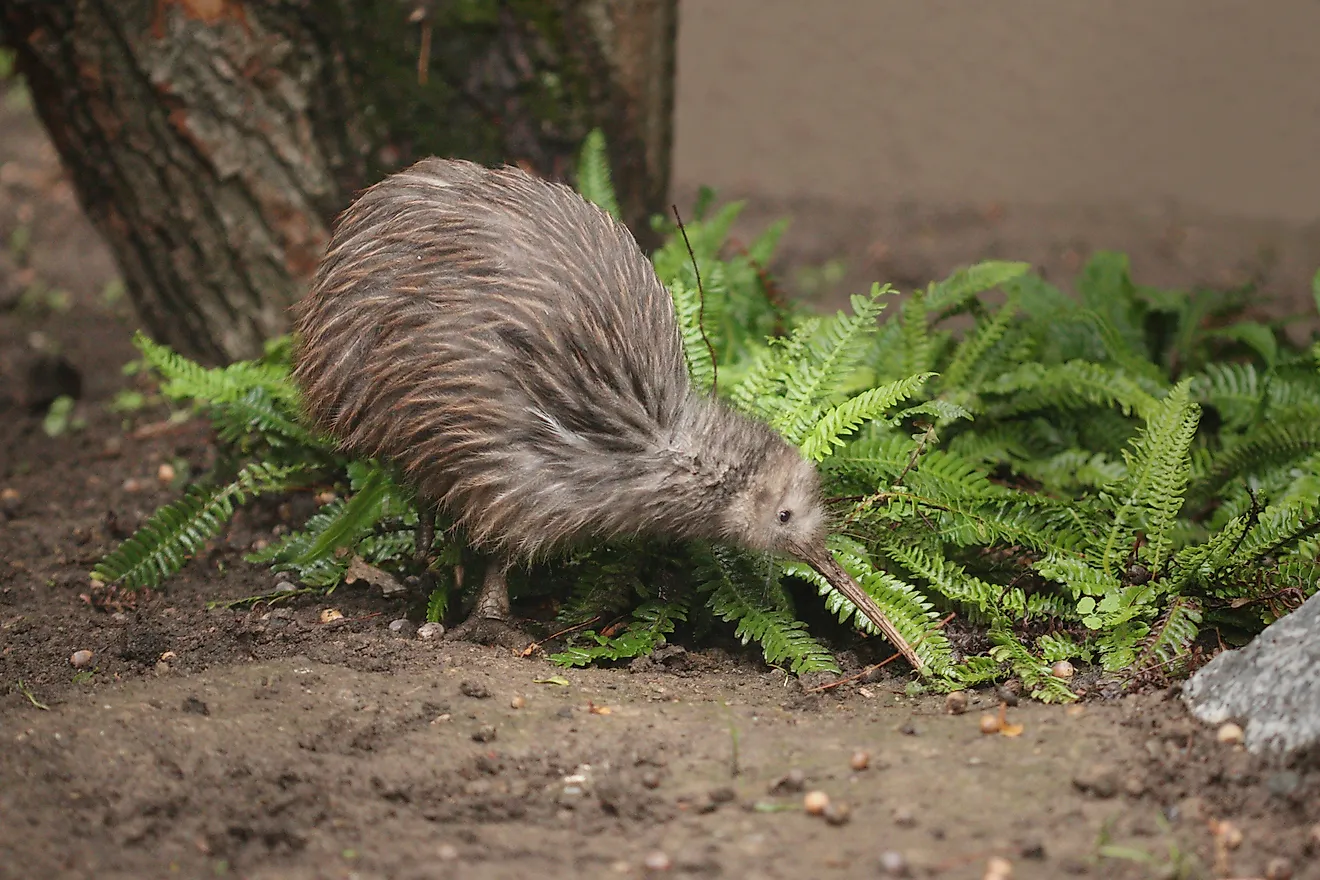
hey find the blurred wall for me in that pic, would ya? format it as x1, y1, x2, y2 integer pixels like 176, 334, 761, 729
673, 0, 1320, 222
669, 0, 1320, 311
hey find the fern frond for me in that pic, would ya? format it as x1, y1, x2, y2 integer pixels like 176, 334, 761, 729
786, 539, 951, 673
552, 599, 688, 668
878, 539, 1007, 622
800, 373, 933, 462
670, 278, 717, 393
211, 387, 321, 450
770, 288, 891, 445
988, 627, 1077, 703
925, 261, 1031, 314
133, 331, 297, 407
1133, 596, 1201, 674
699, 548, 839, 675
1098, 379, 1199, 576
942, 296, 1020, 390
1190, 421, 1320, 503
985, 360, 1159, 421
93, 462, 305, 589
575, 128, 620, 220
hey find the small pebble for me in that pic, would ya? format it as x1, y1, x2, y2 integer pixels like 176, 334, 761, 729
878, 851, 911, 877
1309, 822, 1320, 852
181, 696, 209, 715
1123, 775, 1147, 797
459, 680, 491, 699
1265, 856, 1293, 880
388, 618, 416, 639
122, 477, 142, 493
769, 768, 806, 794
1072, 765, 1119, 799
1050, 660, 1075, 679
1216, 722, 1245, 745
996, 683, 1021, 706
156, 462, 176, 485
979, 713, 1002, 735
510, 695, 526, 709
1018, 839, 1045, 860
640, 770, 661, 789
803, 790, 830, 815
944, 690, 969, 714
69, 649, 94, 668
437, 843, 459, 860
417, 622, 444, 640
898, 720, 918, 736
984, 855, 1013, 880
849, 749, 870, 771
0, 487, 19, 512
642, 850, 671, 873
709, 786, 736, 804
1267, 770, 1301, 797
823, 801, 851, 826
1214, 820, 1243, 850
893, 806, 917, 827
471, 724, 497, 743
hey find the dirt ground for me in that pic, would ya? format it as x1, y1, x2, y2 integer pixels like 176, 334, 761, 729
2, 75, 1319, 880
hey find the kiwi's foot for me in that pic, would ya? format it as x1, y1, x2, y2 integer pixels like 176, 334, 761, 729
445, 614, 533, 651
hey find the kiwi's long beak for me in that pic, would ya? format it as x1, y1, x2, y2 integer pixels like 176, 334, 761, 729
806, 548, 925, 673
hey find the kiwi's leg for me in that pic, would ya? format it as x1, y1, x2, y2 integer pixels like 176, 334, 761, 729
447, 553, 530, 649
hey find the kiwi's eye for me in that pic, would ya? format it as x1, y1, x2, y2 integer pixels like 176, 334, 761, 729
777, 509, 792, 524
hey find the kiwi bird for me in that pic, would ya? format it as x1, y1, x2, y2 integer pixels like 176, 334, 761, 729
292, 157, 921, 669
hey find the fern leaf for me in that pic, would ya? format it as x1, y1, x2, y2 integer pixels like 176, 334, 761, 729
575, 128, 620, 221
551, 599, 688, 668
986, 360, 1159, 421
800, 373, 933, 462
987, 626, 1077, 703
769, 287, 891, 445
786, 539, 952, 673
93, 462, 304, 589
670, 278, 717, 393
292, 466, 396, 566
942, 296, 1020, 390
925, 260, 1031, 314
1191, 421, 1320, 503
699, 548, 840, 675
1099, 379, 1200, 576
133, 331, 297, 407
1133, 596, 1201, 673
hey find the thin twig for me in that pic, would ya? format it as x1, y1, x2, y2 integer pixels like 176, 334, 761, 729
720, 700, 740, 778
417, 19, 432, 85
895, 422, 937, 486
671, 205, 718, 396
807, 612, 956, 692
520, 616, 603, 656
15, 680, 49, 711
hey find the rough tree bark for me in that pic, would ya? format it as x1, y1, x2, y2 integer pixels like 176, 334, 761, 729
0, 0, 677, 363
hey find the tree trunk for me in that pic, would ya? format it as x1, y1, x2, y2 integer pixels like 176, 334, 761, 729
0, 0, 677, 363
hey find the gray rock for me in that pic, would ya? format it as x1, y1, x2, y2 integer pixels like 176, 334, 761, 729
1182, 592, 1320, 756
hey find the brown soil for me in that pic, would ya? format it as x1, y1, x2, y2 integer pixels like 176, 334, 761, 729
2, 79, 1319, 880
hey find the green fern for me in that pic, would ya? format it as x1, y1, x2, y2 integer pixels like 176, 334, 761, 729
988, 626, 1077, 703
93, 462, 305, 589
1097, 379, 1200, 576
575, 128, 620, 221
799, 373, 933, 462
94, 138, 1320, 698
700, 548, 840, 675
551, 600, 688, 668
